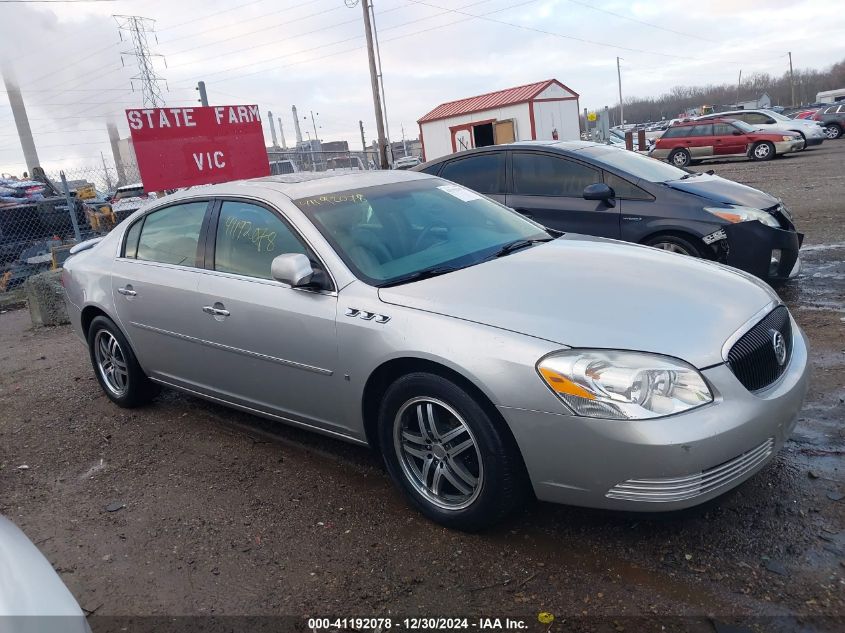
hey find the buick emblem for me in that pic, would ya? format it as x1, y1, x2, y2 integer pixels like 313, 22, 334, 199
770, 329, 787, 366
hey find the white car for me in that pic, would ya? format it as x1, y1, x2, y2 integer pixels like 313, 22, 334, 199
697, 109, 826, 149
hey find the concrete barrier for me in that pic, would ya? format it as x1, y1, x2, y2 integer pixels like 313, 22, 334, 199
25, 269, 68, 327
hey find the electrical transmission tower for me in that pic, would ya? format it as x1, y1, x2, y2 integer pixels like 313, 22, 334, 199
114, 15, 167, 108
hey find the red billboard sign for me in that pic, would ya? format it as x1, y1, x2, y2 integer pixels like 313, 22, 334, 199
126, 105, 270, 191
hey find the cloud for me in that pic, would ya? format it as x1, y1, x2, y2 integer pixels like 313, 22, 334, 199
1, 0, 843, 174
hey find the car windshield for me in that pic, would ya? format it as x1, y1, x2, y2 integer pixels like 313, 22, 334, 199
577, 145, 689, 183
294, 179, 550, 286
730, 120, 756, 133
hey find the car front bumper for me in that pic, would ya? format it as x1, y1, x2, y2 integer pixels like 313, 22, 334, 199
498, 320, 809, 512
774, 139, 804, 154
803, 135, 825, 147
723, 220, 803, 281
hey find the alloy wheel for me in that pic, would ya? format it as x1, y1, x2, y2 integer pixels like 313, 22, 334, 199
393, 397, 483, 510
824, 125, 840, 139
671, 152, 689, 167
754, 143, 772, 159
94, 330, 129, 396
652, 241, 691, 255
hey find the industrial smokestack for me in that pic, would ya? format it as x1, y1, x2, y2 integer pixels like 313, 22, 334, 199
292, 105, 303, 144
268, 110, 279, 148
278, 117, 286, 149
2, 68, 40, 174
106, 122, 127, 185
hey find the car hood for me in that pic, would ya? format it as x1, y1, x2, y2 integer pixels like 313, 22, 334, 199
664, 173, 779, 208
378, 237, 776, 368
0, 517, 88, 625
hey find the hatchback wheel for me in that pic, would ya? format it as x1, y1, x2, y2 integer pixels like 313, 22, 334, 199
824, 123, 842, 139
87, 316, 158, 407
668, 148, 691, 167
378, 372, 526, 531
750, 141, 775, 161
645, 234, 702, 258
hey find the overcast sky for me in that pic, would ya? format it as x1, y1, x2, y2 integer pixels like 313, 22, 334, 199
1, 0, 844, 175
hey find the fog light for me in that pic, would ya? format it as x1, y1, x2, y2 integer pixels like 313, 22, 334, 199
770, 249, 782, 275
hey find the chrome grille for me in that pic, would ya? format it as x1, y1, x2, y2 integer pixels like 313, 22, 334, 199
606, 438, 774, 503
727, 306, 792, 392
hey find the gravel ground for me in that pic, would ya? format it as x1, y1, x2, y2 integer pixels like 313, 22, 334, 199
1, 141, 843, 633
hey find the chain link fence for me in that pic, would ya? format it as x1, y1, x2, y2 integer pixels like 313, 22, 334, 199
1, 148, 425, 293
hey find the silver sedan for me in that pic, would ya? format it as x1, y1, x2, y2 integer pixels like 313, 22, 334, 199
63, 171, 809, 530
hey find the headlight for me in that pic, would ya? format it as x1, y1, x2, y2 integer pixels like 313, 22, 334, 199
782, 135, 795, 141
704, 205, 780, 228
537, 350, 713, 420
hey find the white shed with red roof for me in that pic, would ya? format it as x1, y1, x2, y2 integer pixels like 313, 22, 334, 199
417, 79, 580, 161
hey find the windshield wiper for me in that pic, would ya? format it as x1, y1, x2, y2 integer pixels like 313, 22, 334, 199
378, 266, 459, 288
678, 172, 702, 180
492, 238, 553, 258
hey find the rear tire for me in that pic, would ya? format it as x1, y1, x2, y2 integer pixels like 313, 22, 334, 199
824, 123, 842, 139
668, 148, 691, 167
750, 141, 775, 161
644, 234, 703, 258
378, 372, 526, 531
796, 132, 807, 151
87, 315, 159, 408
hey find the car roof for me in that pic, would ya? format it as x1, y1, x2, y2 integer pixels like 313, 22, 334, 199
675, 118, 736, 126
159, 170, 433, 204
413, 140, 606, 170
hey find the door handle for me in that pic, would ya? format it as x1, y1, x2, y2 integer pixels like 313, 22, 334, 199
117, 286, 136, 296
202, 306, 230, 317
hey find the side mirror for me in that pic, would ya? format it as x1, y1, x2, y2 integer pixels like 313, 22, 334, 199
583, 183, 615, 202
271, 253, 314, 287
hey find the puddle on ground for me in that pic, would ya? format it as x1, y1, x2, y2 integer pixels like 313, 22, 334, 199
779, 244, 845, 314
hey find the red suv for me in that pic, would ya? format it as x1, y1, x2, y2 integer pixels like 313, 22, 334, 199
650, 118, 804, 167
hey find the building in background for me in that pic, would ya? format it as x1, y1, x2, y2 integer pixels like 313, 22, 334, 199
417, 79, 580, 161
116, 137, 139, 183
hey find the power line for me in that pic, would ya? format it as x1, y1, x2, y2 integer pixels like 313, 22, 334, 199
404, 0, 750, 64
562, 0, 716, 43
173, 0, 499, 85
159, 0, 268, 32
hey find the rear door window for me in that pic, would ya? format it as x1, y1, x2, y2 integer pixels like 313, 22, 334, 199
661, 126, 689, 139
689, 124, 713, 136
135, 201, 209, 266
438, 153, 505, 194
713, 123, 737, 136
512, 152, 600, 197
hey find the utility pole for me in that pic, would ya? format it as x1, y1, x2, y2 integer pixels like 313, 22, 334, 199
100, 151, 113, 191
114, 15, 167, 108
788, 51, 795, 106
196, 80, 208, 106
736, 69, 742, 104
308, 110, 320, 141
359, 119, 368, 168
369, 1, 392, 164
616, 56, 624, 126
401, 123, 407, 157
360, 0, 388, 169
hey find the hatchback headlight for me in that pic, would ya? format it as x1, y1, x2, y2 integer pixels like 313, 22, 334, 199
537, 350, 713, 420
704, 205, 780, 228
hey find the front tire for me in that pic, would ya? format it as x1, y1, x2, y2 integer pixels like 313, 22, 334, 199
644, 234, 703, 258
378, 372, 526, 531
87, 315, 158, 408
750, 141, 775, 161
668, 148, 691, 167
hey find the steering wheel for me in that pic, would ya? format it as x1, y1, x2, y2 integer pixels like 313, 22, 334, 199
413, 222, 450, 252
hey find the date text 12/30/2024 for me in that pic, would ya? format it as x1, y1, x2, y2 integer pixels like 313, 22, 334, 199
307, 618, 529, 630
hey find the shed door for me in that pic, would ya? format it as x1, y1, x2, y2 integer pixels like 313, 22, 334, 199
494, 120, 515, 144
